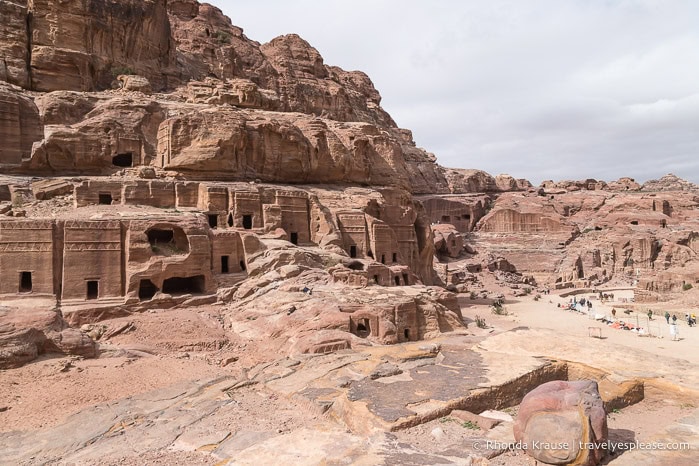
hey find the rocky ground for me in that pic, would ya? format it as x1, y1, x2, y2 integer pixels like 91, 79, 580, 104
2, 285, 698, 465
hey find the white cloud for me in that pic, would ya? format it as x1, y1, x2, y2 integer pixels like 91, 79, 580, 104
207, 0, 699, 185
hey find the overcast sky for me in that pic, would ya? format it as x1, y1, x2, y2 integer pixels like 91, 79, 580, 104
208, 0, 699, 185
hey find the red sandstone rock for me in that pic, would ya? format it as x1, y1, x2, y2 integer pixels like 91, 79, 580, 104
433, 224, 464, 258
514, 380, 608, 466
450, 410, 500, 430
117, 75, 153, 94
642, 173, 699, 192
28, 0, 176, 92
0, 305, 96, 369
0, 0, 30, 88
0, 82, 43, 166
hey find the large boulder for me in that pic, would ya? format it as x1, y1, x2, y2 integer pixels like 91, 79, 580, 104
0, 305, 97, 369
513, 380, 607, 466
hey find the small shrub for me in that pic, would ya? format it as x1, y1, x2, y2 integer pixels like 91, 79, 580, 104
491, 302, 508, 315
213, 30, 232, 44
469, 291, 478, 300
475, 315, 487, 328
683, 283, 693, 291
462, 420, 480, 430
533, 293, 542, 301
523, 287, 532, 295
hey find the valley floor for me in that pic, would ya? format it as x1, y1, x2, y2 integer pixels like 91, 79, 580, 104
1, 289, 698, 465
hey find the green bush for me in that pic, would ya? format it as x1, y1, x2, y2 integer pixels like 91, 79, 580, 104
214, 30, 232, 44
475, 315, 487, 328
683, 283, 693, 291
462, 421, 480, 430
491, 302, 508, 315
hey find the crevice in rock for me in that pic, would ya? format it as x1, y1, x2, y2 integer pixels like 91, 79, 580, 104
25, 9, 33, 90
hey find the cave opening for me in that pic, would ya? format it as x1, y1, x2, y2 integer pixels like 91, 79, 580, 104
112, 152, 133, 167
356, 318, 370, 338
162, 275, 205, 295
138, 279, 159, 300
98, 193, 112, 205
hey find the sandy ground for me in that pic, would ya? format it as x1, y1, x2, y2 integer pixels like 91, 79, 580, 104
460, 290, 699, 366
0, 306, 247, 433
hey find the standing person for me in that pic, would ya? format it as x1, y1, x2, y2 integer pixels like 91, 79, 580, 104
647, 309, 653, 320
665, 311, 670, 324
670, 321, 679, 341
672, 314, 678, 324
611, 308, 617, 319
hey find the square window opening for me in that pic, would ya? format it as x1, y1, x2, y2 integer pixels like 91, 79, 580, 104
98, 193, 112, 205
87, 280, 99, 300
221, 256, 229, 274
19, 271, 32, 292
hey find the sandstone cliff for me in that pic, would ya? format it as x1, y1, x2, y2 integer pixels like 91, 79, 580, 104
1, 0, 531, 194
2, 0, 699, 375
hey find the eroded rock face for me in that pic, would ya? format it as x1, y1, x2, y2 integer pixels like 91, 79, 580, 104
117, 75, 152, 94
514, 380, 608, 466
167, 0, 278, 90
175, 77, 280, 109
261, 34, 395, 127
0, 83, 43, 166
155, 108, 415, 186
642, 173, 699, 192
433, 224, 463, 258
28, 0, 175, 92
29, 96, 165, 173
0, 0, 30, 88
466, 187, 699, 292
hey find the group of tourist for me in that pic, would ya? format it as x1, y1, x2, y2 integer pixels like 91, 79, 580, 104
558, 293, 697, 341
662, 311, 696, 327
561, 296, 593, 313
